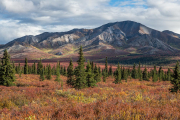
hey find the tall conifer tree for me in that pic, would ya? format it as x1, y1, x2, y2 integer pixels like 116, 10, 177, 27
153, 66, 158, 82
33, 62, 37, 74
114, 63, 121, 84
105, 57, 108, 77
63, 67, 67, 76
18, 63, 21, 74
55, 61, 61, 82
98, 67, 102, 77
143, 66, 149, 81
91, 61, 94, 73
102, 70, 107, 82
86, 61, 96, 87
37, 59, 43, 74
109, 65, 113, 77
131, 63, 138, 79
167, 68, 171, 81
158, 66, 163, 81
40, 69, 45, 81
170, 61, 180, 92
74, 46, 87, 89
67, 59, 74, 86
46, 64, 52, 80
122, 67, 128, 82
0, 49, 16, 86
94, 64, 101, 82
138, 62, 141, 78
24, 58, 28, 74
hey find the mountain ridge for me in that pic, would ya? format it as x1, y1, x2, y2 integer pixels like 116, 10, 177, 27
1, 20, 180, 63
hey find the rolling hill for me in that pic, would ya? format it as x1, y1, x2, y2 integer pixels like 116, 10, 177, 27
1, 20, 180, 65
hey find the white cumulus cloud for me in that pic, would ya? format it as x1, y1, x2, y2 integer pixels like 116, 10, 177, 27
0, 0, 180, 44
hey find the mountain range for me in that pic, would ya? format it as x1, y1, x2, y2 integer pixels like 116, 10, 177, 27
1, 20, 180, 65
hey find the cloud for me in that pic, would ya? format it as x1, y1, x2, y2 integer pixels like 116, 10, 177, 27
0, 20, 43, 44
0, 0, 180, 44
0, 0, 36, 13
147, 0, 180, 17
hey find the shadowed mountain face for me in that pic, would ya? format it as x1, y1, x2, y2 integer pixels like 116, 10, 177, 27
1, 20, 180, 60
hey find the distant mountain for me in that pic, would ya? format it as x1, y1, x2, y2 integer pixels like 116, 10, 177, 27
1, 20, 180, 64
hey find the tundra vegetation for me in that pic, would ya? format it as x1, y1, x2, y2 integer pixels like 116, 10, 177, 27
0, 48, 180, 120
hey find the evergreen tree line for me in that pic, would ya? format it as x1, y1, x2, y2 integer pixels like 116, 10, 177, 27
112, 62, 172, 84
16, 48, 174, 88
0, 48, 178, 93
66, 46, 101, 89
14, 59, 68, 80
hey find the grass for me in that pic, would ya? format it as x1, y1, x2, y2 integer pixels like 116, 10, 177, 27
41, 48, 54, 53
0, 74, 179, 119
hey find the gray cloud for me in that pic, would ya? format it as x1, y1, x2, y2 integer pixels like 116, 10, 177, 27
0, 0, 180, 44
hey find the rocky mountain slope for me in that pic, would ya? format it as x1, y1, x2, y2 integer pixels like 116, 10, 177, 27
1, 20, 180, 61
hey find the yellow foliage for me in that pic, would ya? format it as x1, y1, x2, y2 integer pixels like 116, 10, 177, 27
133, 93, 143, 101
0, 99, 16, 109
170, 98, 177, 103
56, 89, 96, 103
25, 115, 36, 120
145, 97, 151, 102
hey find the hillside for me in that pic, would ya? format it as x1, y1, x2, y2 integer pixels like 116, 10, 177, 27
1, 20, 180, 65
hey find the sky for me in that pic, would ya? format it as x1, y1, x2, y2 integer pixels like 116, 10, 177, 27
0, 0, 180, 44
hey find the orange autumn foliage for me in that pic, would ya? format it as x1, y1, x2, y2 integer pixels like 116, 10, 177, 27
0, 74, 179, 120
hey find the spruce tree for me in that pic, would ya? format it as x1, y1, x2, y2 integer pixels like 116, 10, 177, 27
91, 61, 94, 73
51, 66, 56, 75
139, 71, 142, 81
0, 49, 16, 86
37, 59, 43, 74
122, 67, 128, 82
121, 67, 125, 80
114, 63, 121, 84
102, 70, 107, 82
19, 67, 22, 77
152, 66, 158, 82
18, 63, 21, 74
158, 66, 163, 81
127, 68, 131, 76
98, 67, 102, 77
149, 69, 153, 78
46, 64, 52, 80
170, 61, 180, 92
74, 46, 87, 89
63, 67, 67, 76
108, 65, 113, 77
33, 62, 37, 74
12, 61, 15, 69
15, 65, 18, 74
163, 71, 167, 81
24, 58, 28, 74
28, 65, 31, 74
142, 66, 149, 81
42, 64, 46, 75
67, 59, 74, 86
131, 63, 138, 79
105, 57, 108, 77
55, 61, 61, 82
40, 69, 45, 81
60, 66, 64, 75
86, 61, 96, 87
138, 62, 141, 79
94, 64, 101, 82
167, 68, 171, 81
21, 66, 24, 74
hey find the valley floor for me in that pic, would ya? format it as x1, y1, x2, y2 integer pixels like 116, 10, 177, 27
0, 74, 179, 120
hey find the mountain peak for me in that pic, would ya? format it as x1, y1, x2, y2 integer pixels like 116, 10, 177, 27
1, 20, 180, 59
